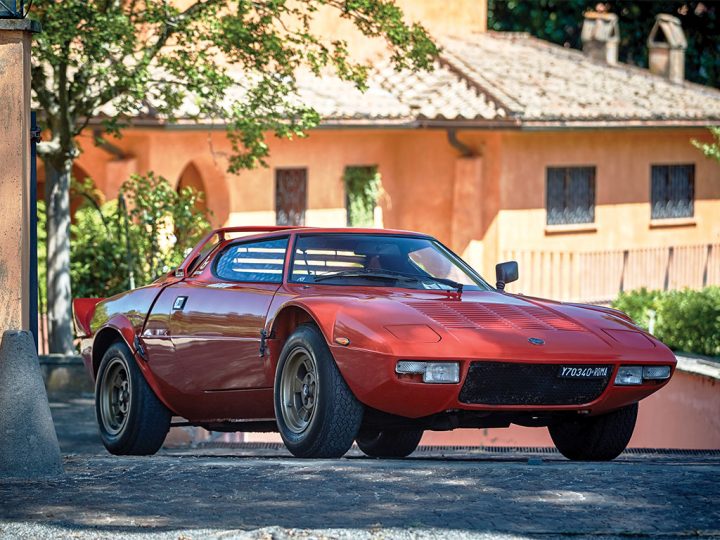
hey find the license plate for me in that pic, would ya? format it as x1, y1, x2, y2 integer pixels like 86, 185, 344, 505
557, 366, 610, 379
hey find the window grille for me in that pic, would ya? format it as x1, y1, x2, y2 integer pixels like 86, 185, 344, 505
276, 168, 307, 226
546, 167, 596, 225
651, 164, 694, 219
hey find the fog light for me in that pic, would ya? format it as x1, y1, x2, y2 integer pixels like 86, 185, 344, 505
643, 365, 671, 380
395, 361, 460, 384
615, 366, 643, 385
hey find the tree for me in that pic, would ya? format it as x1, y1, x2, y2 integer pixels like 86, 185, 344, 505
692, 126, 720, 162
488, 1, 720, 89
30, 0, 438, 353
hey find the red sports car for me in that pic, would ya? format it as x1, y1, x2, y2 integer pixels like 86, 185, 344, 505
74, 226, 675, 461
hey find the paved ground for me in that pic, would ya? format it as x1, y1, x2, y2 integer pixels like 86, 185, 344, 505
1, 392, 719, 539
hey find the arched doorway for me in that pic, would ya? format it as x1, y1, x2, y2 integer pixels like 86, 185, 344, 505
177, 162, 209, 214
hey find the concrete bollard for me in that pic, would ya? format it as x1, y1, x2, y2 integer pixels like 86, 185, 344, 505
0, 330, 63, 478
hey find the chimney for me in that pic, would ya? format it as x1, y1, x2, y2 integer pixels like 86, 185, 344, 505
581, 12, 619, 65
648, 14, 687, 83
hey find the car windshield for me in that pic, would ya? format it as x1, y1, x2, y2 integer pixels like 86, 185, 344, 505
290, 234, 491, 291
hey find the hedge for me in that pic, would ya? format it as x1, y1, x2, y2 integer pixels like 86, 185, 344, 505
612, 287, 720, 357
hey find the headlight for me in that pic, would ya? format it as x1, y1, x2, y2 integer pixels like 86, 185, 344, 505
614, 366, 643, 385
396, 361, 460, 384
614, 365, 672, 385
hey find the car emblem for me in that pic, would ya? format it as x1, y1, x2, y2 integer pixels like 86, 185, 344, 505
528, 337, 545, 346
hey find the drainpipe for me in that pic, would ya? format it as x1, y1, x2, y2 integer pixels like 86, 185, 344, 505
447, 129, 476, 157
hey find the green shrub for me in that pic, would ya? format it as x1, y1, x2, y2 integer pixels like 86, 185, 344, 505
612, 287, 720, 357
612, 288, 663, 331
39, 172, 211, 301
344, 166, 381, 227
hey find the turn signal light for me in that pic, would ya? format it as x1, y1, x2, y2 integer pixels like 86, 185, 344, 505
396, 361, 460, 384
643, 365, 671, 380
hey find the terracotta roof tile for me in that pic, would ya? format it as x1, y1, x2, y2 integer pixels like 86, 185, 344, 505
439, 32, 720, 123
372, 59, 507, 121
96, 31, 720, 127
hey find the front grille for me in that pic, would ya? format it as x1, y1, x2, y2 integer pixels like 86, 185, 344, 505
459, 362, 611, 406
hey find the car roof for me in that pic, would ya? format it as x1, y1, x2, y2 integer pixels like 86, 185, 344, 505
214, 226, 430, 238
176, 226, 433, 277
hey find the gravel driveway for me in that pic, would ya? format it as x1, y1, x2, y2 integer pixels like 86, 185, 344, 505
0, 392, 718, 539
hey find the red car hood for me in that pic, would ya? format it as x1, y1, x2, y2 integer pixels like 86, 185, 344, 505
296, 288, 671, 362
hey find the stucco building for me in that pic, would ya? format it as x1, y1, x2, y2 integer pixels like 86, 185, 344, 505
53, 1, 720, 302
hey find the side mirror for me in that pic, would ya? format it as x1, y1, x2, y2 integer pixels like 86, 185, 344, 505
495, 261, 518, 291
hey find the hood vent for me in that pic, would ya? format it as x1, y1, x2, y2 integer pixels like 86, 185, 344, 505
407, 301, 585, 332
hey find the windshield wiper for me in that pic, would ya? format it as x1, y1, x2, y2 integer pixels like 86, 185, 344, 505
375, 269, 464, 294
313, 269, 417, 283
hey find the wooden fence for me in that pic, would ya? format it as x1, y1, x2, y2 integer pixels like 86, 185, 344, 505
501, 244, 720, 304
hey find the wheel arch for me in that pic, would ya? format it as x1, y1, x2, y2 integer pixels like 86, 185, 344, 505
267, 304, 330, 375
91, 316, 138, 377
91, 316, 178, 414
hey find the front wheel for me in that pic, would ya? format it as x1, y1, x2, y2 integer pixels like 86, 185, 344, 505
356, 429, 424, 458
95, 341, 171, 455
549, 402, 638, 461
274, 325, 364, 458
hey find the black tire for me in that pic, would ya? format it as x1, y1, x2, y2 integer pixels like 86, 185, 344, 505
549, 402, 638, 461
274, 325, 364, 458
356, 429, 424, 458
95, 341, 171, 455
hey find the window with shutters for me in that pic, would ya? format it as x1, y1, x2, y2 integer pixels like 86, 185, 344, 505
546, 166, 596, 225
651, 164, 694, 219
275, 168, 307, 226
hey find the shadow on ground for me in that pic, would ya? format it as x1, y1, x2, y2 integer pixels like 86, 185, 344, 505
0, 390, 718, 539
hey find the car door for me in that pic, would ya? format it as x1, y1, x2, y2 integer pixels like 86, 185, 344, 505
143, 236, 289, 396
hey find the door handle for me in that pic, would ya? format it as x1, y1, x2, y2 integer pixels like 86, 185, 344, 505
172, 296, 188, 310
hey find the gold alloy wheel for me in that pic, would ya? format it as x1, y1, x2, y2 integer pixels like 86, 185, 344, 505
99, 357, 132, 436
280, 347, 319, 434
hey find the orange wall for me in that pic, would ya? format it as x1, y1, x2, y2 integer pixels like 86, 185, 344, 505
69, 125, 720, 282
307, 0, 487, 62
494, 129, 720, 250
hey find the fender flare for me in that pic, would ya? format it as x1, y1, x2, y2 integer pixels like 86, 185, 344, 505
92, 315, 178, 414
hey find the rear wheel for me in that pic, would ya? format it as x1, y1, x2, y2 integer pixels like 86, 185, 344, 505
274, 325, 364, 458
95, 341, 171, 455
356, 429, 424, 458
549, 402, 638, 461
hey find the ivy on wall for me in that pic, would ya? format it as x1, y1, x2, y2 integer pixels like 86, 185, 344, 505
344, 166, 382, 227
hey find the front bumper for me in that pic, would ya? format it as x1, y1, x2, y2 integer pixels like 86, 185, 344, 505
331, 346, 676, 418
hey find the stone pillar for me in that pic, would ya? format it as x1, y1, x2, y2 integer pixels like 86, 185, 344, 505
450, 157, 484, 271
105, 157, 138, 198
0, 19, 40, 334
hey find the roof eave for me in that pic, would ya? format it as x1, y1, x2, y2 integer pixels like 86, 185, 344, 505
84, 115, 720, 132
519, 118, 720, 130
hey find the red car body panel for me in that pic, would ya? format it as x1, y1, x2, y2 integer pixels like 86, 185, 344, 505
74, 226, 676, 427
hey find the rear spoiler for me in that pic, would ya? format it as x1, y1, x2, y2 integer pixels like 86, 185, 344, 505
72, 298, 104, 338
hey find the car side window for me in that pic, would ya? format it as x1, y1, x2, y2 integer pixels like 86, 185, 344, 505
215, 237, 288, 283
